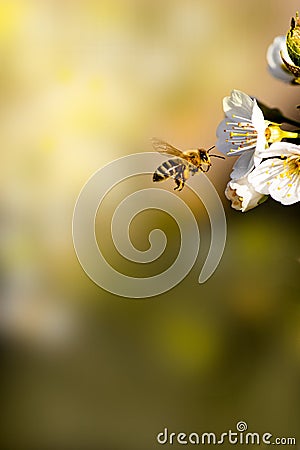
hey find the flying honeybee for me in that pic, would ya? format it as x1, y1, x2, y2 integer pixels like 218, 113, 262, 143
151, 138, 225, 191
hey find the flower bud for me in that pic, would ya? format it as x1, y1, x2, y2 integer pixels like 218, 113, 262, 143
286, 12, 300, 67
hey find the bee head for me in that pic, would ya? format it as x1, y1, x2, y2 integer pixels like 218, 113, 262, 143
187, 146, 224, 172
198, 146, 221, 172
198, 149, 211, 166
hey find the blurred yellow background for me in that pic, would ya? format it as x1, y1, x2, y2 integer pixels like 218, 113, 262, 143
0, 1, 299, 449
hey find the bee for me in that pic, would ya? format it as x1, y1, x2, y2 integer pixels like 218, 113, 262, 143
151, 137, 225, 191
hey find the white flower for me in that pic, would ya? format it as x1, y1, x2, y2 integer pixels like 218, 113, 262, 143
248, 142, 300, 205
225, 152, 267, 212
216, 90, 267, 158
225, 177, 267, 212
216, 90, 300, 169
267, 35, 295, 83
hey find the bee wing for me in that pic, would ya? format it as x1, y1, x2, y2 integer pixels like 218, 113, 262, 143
151, 138, 184, 158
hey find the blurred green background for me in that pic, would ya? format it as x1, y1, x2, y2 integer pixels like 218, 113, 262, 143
0, 1, 299, 449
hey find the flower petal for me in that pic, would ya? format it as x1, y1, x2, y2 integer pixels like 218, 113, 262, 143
216, 118, 234, 155
256, 141, 300, 159
266, 35, 295, 82
251, 100, 269, 157
268, 170, 300, 205
226, 176, 266, 212
230, 151, 255, 180
216, 90, 268, 158
248, 158, 284, 194
225, 182, 243, 211
251, 101, 266, 134
223, 89, 253, 119
248, 157, 300, 205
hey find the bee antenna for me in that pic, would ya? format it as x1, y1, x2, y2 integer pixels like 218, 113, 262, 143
207, 145, 215, 153
210, 154, 225, 160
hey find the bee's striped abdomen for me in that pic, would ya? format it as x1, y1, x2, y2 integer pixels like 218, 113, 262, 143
153, 158, 181, 182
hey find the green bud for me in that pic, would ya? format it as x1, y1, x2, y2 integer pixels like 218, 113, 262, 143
286, 12, 300, 67
280, 51, 300, 83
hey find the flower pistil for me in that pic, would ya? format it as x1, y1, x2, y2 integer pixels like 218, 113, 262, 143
264, 124, 299, 143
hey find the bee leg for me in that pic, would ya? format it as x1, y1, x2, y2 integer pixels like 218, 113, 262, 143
174, 179, 181, 190
200, 164, 211, 173
174, 179, 184, 191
